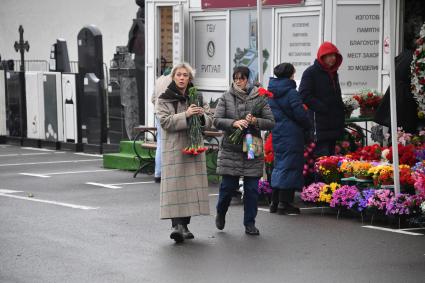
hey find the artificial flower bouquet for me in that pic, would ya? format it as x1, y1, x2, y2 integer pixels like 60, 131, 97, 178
339, 160, 354, 177
348, 144, 382, 161
366, 189, 394, 213
330, 185, 359, 209
318, 182, 340, 204
315, 156, 344, 183
228, 87, 273, 144
348, 188, 376, 212
351, 161, 373, 179
301, 182, 325, 203
342, 96, 359, 118
353, 89, 383, 117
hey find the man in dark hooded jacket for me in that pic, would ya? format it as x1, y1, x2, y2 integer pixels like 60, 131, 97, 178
299, 41, 345, 157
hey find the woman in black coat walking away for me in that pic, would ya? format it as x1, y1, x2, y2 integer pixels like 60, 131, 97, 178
267, 63, 311, 214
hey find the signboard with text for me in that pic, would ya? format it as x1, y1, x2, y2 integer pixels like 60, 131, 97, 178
280, 14, 320, 81
194, 19, 227, 79
202, 0, 303, 9
336, 4, 380, 93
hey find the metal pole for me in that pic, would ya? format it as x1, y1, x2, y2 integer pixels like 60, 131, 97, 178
257, 0, 263, 84
389, 1, 400, 195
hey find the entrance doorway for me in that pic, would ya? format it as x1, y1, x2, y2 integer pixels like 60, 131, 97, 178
158, 6, 173, 76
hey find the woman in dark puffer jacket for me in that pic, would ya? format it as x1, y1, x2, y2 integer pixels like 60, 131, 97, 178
268, 63, 311, 214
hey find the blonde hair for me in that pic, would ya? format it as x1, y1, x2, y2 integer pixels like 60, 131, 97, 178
171, 62, 196, 80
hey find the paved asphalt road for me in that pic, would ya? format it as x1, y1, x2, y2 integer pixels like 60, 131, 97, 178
0, 144, 425, 283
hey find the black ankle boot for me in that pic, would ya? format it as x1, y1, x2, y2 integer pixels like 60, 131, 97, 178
170, 224, 185, 243
277, 201, 288, 215
269, 190, 279, 213
215, 212, 225, 230
183, 225, 194, 239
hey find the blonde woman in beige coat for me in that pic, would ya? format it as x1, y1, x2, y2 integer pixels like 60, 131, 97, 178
156, 63, 213, 243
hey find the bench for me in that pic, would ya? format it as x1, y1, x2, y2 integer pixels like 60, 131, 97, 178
133, 126, 223, 178
133, 126, 158, 178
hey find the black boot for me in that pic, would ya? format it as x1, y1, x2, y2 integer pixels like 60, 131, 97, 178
215, 212, 226, 230
170, 224, 185, 243
278, 189, 300, 215
269, 189, 279, 213
183, 225, 194, 239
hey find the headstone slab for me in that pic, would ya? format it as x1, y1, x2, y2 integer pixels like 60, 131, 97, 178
52, 39, 71, 73
77, 25, 104, 80
0, 70, 6, 135
81, 73, 106, 145
42, 72, 63, 142
25, 72, 44, 139
6, 71, 26, 137
62, 74, 78, 142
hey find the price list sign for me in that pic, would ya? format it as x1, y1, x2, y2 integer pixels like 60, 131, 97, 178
336, 5, 380, 92
280, 15, 320, 81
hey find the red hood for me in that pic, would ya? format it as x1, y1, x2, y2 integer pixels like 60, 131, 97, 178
317, 41, 343, 73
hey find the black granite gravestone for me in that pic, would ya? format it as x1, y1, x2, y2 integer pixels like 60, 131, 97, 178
77, 25, 106, 146
81, 73, 106, 145
6, 71, 26, 137
50, 39, 71, 73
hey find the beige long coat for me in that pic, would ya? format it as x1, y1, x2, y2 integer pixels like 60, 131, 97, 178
156, 83, 213, 219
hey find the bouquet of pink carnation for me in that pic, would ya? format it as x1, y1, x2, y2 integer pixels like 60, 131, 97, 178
330, 185, 359, 209
367, 189, 394, 211
301, 182, 325, 203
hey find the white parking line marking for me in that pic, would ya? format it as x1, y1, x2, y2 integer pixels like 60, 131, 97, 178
258, 208, 269, 212
362, 225, 424, 236
110, 181, 155, 186
0, 153, 51, 157
0, 189, 23, 194
20, 169, 118, 178
74, 152, 103, 157
20, 173, 50, 178
86, 182, 122, 189
0, 159, 102, 167
208, 193, 219, 196
85, 181, 155, 189
0, 193, 99, 210
400, 228, 425, 231
21, 147, 55, 152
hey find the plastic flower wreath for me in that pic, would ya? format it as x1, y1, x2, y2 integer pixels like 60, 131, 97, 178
318, 182, 340, 204
330, 185, 359, 209
411, 22, 425, 118
228, 87, 273, 144
301, 182, 325, 203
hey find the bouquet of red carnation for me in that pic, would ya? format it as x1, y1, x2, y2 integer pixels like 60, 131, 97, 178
182, 87, 208, 156
385, 144, 416, 166
349, 144, 382, 161
353, 89, 383, 109
229, 87, 273, 144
